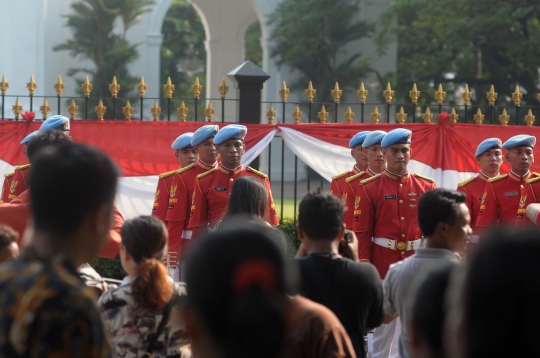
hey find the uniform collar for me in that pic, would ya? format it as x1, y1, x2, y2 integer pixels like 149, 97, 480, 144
384, 169, 410, 180
352, 165, 362, 174
509, 170, 530, 182
220, 164, 243, 175
198, 160, 217, 171
478, 171, 494, 181
368, 167, 383, 176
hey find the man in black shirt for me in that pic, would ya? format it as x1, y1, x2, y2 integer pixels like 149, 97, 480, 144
297, 192, 384, 358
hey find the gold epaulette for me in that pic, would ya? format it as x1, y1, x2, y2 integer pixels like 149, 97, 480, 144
16, 164, 31, 171
527, 176, 540, 184
247, 166, 268, 178
196, 168, 217, 179
3, 172, 14, 178
414, 173, 435, 183
159, 170, 177, 179
174, 163, 195, 175
345, 171, 365, 183
531, 172, 540, 178
360, 174, 381, 185
457, 176, 476, 187
332, 171, 350, 181
488, 174, 508, 183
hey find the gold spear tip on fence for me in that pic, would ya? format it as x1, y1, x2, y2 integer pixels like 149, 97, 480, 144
68, 99, 78, 120
525, 109, 535, 126
191, 77, 202, 99
279, 81, 290, 102
57, 75, 63, 84
305, 81, 316, 102
357, 82, 368, 103
499, 108, 510, 126
474, 107, 484, 125
344, 105, 355, 124
422, 107, 433, 123
512, 85, 523, 106
27, 75, 37, 96
123, 100, 134, 121
164, 77, 175, 98
177, 100, 189, 122
292, 105, 303, 124
461, 84, 472, 105
449, 107, 459, 124
109, 76, 121, 98
266, 104, 276, 124
332, 82, 343, 103
370, 106, 381, 124
12, 98, 22, 119
396, 106, 407, 124
140, 77, 146, 85
54, 75, 65, 96
218, 77, 229, 99
150, 100, 162, 121
81, 76, 93, 97
435, 83, 447, 104
487, 85, 498, 105
0, 74, 9, 95
95, 100, 106, 120
40, 98, 51, 118
409, 83, 420, 104
318, 105, 328, 124
205, 101, 215, 122
383, 82, 394, 103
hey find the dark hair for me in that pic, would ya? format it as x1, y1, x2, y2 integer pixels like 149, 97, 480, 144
418, 188, 466, 237
30, 143, 118, 237
224, 176, 268, 222
26, 129, 73, 163
461, 227, 540, 357
298, 192, 344, 241
186, 224, 292, 358
121, 216, 173, 311
0, 225, 18, 250
412, 262, 457, 358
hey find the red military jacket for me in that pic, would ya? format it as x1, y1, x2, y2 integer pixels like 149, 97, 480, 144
456, 172, 491, 236
354, 170, 436, 278
1, 164, 30, 203
152, 170, 176, 221
329, 165, 363, 200
188, 165, 279, 229
515, 175, 540, 226
476, 171, 540, 229
342, 168, 378, 229
0, 172, 14, 204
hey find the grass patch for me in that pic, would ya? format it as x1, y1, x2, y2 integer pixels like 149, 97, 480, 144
274, 199, 300, 220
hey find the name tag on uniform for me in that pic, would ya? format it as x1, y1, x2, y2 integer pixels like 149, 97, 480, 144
214, 187, 227, 191
505, 192, 518, 197
384, 195, 396, 200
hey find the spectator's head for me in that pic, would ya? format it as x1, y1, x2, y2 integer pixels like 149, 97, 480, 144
26, 129, 72, 164
224, 176, 269, 223
298, 192, 345, 242
448, 227, 540, 358
184, 223, 292, 358
0, 226, 19, 263
418, 189, 471, 252
120, 215, 172, 311
29, 143, 118, 266
411, 262, 457, 358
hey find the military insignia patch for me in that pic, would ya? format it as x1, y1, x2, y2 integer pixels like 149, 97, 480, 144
354, 196, 361, 208
408, 192, 417, 196
531, 137, 536, 146
154, 189, 160, 201
9, 180, 17, 193
63, 121, 69, 130
170, 185, 177, 198
480, 192, 487, 203
519, 195, 527, 207
239, 130, 246, 137
342, 193, 347, 202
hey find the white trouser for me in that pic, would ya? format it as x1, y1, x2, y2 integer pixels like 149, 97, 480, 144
372, 317, 401, 358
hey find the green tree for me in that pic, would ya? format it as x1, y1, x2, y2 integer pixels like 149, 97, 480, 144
377, 0, 540, 107
268, 0, 373, 103
245, 21, 263, 68
55, 0, 153, 119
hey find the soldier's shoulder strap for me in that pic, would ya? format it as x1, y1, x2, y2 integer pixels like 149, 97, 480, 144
3, 172, 14, 178
413, 173, 435, 183
488, 174, 508, 183
332, 171, 350, 181
159, 170, 177, 179
175, 163, 195, 175
16, 164, 31, 171
196, 168, 217, 180
345, 171, 365, 183
457, 176, 477, 187
527, 175, 540, 184
360, 173, 381, 185
247, 166, 268, 179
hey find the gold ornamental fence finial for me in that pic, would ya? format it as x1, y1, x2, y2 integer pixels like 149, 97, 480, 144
27, 75, 37, 96
449, 107, 459, 124
525, 109, 535, 127
191, 77, 202, 99
267, 104, 276, 124
473, 108, 484, 125
370, 106, 381, 124
332, 82, 342, 103
40, 98, 51, 118
279, 81, 290, 102
396, 106, 407, 124
292, 105, 303, 124
499, 108, 510, 126
318, 105, 328, 124
95, 100, 106, 120
462, 84, 472, 105
383, 82, 394, 104
164, 77, 175, 99
137, 77, 148, 97
54, 75, 65, 97
422, 107, 433, 123
109, 76, 120, 98
435, 84, 446, 105
81, 76, 93, 97
218, 78, 229, 99
357, 82, 368, 104
409, 83, 420, 104
12, 98, 22, 119
123, 100, 134, 121
512, 85, 523, 106
177, 101, 188, 122
487, 85, 498, 106
305, 81, 316, 103
151, 100, 161, 121
344, 106, 355, 123
0, 75, 9, 95
68, 99, 79, 120
205, 102, 215, 122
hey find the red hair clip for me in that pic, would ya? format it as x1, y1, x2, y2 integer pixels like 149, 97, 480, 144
232, 259, 277, 293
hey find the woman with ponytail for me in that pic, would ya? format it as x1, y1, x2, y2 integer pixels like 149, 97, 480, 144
98, 215, 191, 358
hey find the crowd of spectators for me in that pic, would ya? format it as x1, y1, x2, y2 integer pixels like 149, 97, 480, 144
1, 132, 540, 358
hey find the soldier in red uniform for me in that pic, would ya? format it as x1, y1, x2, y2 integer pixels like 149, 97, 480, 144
343, 130, 387, 229
188, 124, 279, 233
456, 138, 503, 249
151, 132, 197, 221
476, 134, 538, 230
165, 125, 219, 263
329, 131, 370, 200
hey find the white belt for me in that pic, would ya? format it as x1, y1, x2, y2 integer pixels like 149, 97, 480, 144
373, 237, 423, 251
469, 235, 479, 244
182, 230, 192, 240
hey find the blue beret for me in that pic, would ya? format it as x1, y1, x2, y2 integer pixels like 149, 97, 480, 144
381, 128, 412, 148
20, 131, 38, 145
475, 138, 502, 157
362, 130, 387, 148
213, 124, 247, 145
349, 131, 371, 148
501, 135, 536, 149
171, 132, 194, 150
39, 115, 70, 132
192, 125, 219, 146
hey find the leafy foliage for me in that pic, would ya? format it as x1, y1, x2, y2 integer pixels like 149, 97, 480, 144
245, 21, 263, 68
